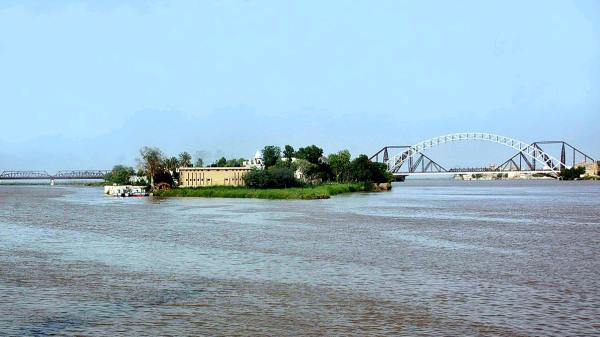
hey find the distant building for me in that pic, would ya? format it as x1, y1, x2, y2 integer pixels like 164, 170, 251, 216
578, 161, 600, 176
243, 150, 264, 168
104, 185, 146, 196
178, 167, 251, 187
129, 175, 146, 184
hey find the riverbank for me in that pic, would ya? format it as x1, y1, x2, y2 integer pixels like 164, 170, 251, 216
153, 182, 377, 200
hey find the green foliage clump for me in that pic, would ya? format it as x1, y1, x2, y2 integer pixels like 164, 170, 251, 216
178, 152, 192, 167
262, 145, 281, 168
244, 167, 302, 188
153, 169, 174, 186
559, 166, 585, 180
105, 165, 135, 185
209, 157, 245, 167
283, 145, 295, 166
296, 145, 323, 164
329, 150, 351, 182
348, 155, 392, 183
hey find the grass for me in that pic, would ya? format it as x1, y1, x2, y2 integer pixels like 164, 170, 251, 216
84, 181, 108, 187
153, 182, 376, 200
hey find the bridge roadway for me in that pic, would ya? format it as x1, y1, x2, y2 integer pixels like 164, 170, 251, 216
394, 170, 552, 178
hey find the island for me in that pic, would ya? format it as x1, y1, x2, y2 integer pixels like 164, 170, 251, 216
101, 145, 393, 200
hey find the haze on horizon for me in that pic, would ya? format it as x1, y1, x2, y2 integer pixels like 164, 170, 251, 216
0, 0, 598, 172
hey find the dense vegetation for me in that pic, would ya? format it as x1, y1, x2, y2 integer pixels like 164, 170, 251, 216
104, 165, 147, 186
244, 167, 300, 188
153, 183, 374, 200
242, 145, 392, 189
208, 157, 245, 167
559, 166, 586, 180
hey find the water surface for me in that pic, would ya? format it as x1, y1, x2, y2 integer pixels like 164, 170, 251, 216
1, 180, 599, 336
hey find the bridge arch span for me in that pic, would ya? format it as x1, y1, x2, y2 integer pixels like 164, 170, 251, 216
388, 132, 567, 175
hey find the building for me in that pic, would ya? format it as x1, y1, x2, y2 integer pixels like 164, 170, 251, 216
578, 161, 600, 176
243, 150, 264, 168
104, 185, 146, 196
178, 167, 251, 187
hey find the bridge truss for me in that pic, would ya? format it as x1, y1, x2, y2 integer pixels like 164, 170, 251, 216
0, 170, 110, 180
371, 132, 595, 178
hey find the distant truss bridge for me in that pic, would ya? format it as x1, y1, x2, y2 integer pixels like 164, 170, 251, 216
0, 170, 110, 182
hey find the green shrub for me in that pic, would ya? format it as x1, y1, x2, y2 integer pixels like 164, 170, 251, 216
559, 166, 586, 180
243, 167, 302, 188
348, 155, 392, 183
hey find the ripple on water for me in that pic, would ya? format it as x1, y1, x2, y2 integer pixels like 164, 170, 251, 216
1, 182, 599, 336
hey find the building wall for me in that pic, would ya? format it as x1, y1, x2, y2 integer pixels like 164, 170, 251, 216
179, 167, 251, 187
579, 161, 600, 176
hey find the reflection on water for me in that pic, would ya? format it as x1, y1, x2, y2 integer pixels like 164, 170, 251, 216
1, 180, 599, 336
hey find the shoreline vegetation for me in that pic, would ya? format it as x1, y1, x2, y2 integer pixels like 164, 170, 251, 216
153, 183, 378, 200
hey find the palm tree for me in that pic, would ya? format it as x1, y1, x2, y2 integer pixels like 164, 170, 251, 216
164, 156, 179, 175
138, 146, 164, 187
178, 151, 192, 167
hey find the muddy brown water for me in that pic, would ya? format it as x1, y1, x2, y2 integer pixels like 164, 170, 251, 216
1, 180, 599, 336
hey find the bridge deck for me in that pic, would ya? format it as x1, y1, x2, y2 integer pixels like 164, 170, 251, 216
394, 170, 554, 177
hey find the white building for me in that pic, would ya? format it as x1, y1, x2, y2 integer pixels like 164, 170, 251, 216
104, 185, 146, 197
243, 150, 264, 168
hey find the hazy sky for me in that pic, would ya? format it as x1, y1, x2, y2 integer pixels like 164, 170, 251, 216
1, 0, 598, 171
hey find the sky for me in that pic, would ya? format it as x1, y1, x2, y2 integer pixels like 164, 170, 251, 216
0, 0, 598, 171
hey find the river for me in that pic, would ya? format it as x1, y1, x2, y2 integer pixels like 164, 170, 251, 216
1, 180, 599, 336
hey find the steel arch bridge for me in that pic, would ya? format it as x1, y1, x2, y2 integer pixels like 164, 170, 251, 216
370, 132, 595, 179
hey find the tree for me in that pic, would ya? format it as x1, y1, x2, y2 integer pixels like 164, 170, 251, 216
225, 158, 245, 167
560, 166, 585, 180
105, 165, 135, 185
296, 145, 323, 164
243, 168, 270, 188
164, 156, 180, 180
194, 158, 204, 167
138, 146, 164, 187
283, 145, 295, 166
178, 152, 192, 167
348, 154, 392, 183
370, 162, 393, 183
164, 156, 179, 173
207, 157, 244, 167
294, 158, 319, 183
153, 169, 174, 187
211, 157, 228, 167
268, 167, 300, 188
328, 149, 351, 182
349, 154, 374, 182
262, 145, 281, 168
243, 167, 301, 188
